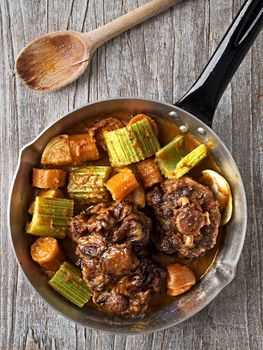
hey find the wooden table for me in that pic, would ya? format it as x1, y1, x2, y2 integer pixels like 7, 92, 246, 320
1, 0, 262, 349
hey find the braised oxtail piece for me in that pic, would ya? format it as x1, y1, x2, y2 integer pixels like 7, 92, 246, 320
70, 201, 166, 316
147, 177, 221, 258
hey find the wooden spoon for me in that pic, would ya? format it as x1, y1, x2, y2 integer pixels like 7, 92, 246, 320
15, 0, 181, 93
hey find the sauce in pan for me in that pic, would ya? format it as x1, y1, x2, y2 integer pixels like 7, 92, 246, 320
58, 112, 225, 313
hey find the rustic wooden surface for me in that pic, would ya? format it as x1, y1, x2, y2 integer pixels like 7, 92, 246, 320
0, 0, 262, 349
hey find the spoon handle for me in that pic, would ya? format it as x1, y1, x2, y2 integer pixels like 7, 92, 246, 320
86, 0, 182, 49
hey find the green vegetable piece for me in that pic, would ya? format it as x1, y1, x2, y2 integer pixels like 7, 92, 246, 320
172, 144, 207, 178
26, 197, 74, 239
67, 166, 112, 203
49, 261, 92, 307
104, 119, 160, 166
156, 135, 185, 177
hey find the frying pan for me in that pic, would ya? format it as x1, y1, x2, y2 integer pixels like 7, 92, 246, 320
9, 0, 263, 334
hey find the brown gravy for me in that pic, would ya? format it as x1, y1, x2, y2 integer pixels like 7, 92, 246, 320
56, 112, 225, 313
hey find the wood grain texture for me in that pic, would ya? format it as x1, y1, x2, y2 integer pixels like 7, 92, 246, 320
0, 0, 262, 349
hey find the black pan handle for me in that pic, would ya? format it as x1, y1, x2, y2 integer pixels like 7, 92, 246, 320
175, 0, 263, 126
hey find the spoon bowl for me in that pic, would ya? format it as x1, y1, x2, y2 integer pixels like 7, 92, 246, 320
15, 32, 91, 92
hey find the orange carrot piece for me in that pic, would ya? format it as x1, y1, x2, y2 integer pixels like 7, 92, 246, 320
32, 168, 67, 189
105, 168, 139, 201
31, 237, 65, 271
69, 134, 100, 166
136, 158, 162, 188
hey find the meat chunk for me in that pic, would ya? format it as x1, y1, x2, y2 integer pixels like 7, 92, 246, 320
92, 256, 166, 315
113, 212, 150, 245
71, 201, 150, 245
77, 233, 107, 258
102, 245, 139, 276
175, 203, 206, 235
71, 201, 166, 316
147, 177, 221, 258
94, 290, 129, 314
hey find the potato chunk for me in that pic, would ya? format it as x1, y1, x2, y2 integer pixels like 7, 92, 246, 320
32, 168, 67, 189
69, 134, 100, 165
199, 169, 232, 225
167, 263, 196, 296
131, 183, 145, 208
41, 135, 72, 165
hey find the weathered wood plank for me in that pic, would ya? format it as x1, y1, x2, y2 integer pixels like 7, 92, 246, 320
0, 0, 262, 349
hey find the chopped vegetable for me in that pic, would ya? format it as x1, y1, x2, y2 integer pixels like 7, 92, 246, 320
172, 144, 207, 178
49, 261, 92, 307
128, 114, 158, 135
28, 202, 35, 216
38, 189, 64, 198
156, 135, 185, 178
105, 168, 139, 202
104, 119, 160, 167
28, 189, 64, 215
41, 133, 100, 166
130, 183, 146, 208
31, 237, 65, 271
92, 117, 124, 150
200, 169, 233, 225
41, 135, 72, 165
26, 197, 74, 238
156, 138, 207, 179
32, 168, 67, 189
69, 133, 100, 166
68, 166, 112, 203
166, 263, 196, 296
136, 158, 162, 188
157, 142, 207, 179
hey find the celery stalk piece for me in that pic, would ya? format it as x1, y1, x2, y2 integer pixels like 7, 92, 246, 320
49, 261, 92, 307
26, 197, 74, 239
67, 166, 112, 203
172, 144, 207, 178
156, 136, 185, 177
103, 119, 160, 166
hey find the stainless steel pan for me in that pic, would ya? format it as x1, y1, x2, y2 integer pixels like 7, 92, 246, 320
9, 0, 263, 334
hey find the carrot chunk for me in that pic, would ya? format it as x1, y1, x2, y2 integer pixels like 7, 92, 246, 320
105, 168, 139, 202
32, 168, 67, 189
69, 134, 100, 166
136, 158, 162, 188
31, 237, 65, 271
